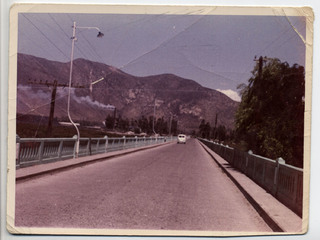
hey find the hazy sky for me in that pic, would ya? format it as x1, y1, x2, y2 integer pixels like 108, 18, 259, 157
18, 11, 306, 101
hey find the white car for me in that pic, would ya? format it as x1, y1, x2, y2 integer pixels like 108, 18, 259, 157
177, 134, 187, 144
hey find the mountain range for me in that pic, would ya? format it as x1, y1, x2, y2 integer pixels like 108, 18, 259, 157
17, 53, 239, 134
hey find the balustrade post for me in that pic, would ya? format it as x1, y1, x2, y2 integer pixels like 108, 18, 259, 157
222, 144, 226, 159
104, 136, 108, 153
16, 135, 21, 167
87, 138, 92, 156
72, 135, 78, 159
262, 160, 266, 186
247, 150, 253, 176
96, 139, 100, 153
292, 172, 298, 206
230, 146, 235, 165
273, 157, 285, 195
58, 140, 63, 160
38, 140, 45, 162
123, 136, 126, 149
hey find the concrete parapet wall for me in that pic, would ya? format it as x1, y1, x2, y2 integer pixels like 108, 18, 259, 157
199, 138, 303, 217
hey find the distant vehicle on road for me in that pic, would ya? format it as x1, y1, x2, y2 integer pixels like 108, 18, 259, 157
177, 134, 187, 144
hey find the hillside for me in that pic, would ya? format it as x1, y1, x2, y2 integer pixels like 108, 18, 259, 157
17, 53, 239, 134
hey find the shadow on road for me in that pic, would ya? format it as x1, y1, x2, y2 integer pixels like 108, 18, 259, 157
221, 163, 243, 173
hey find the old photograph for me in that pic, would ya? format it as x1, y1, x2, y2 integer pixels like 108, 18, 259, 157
7, 4, 313, 236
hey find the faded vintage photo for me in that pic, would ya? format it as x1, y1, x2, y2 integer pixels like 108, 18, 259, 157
7, 4, 313, 236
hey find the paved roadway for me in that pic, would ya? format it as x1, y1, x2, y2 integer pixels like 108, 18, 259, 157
15, 138, 272, 232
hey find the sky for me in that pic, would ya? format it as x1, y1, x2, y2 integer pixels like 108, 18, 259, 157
17, 11, 306, 101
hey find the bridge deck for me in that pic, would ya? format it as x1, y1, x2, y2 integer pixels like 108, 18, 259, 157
14, 139, 302, 235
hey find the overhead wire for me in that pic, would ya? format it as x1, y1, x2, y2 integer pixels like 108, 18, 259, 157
78, 31, 105, 64
18, 29, 56, 60
21, 13, 70, 61
16, 85, 70, 119
48, 13, 73, 46
17, 13, 110, 122
18, 13, 73, 130
50, 13, 95, 63
239, 16, 305, 87
66, 14, 98, 62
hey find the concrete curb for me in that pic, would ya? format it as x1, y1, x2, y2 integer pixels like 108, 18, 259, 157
16, 141, 174, 182
198, 140, 302, 233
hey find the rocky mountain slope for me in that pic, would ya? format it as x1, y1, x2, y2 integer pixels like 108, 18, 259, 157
17, 53, 239, 134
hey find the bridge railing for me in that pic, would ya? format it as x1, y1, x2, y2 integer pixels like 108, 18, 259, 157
199, 138, 303, 217
16, 135, 173, 169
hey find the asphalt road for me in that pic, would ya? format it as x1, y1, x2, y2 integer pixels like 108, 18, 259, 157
15, 138, 272, 232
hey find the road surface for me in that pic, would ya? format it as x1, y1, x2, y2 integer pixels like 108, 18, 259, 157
15, 138, 272, 232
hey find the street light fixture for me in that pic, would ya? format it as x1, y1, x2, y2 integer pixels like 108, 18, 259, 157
97, 31, 104, 38
67, 21, 103, 158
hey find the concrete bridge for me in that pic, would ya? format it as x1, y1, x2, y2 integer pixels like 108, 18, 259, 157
14, 137, 303, 235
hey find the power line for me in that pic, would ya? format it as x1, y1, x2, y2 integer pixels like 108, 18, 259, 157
17, 84, 69, 119
21, 78, 90, 136
21, 13, 70, 61
79, 31, 105, 64
18, 29, 56, 60
48, 13, 72, 45
50, 13, 96, 64
65, 13, 105, 64
22, 13, 100, 66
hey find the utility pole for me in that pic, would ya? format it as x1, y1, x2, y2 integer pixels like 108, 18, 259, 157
47, 80, 57, 136
113, 107, 117, 130
28, 78, 86, 137
90, 77, 104, 100
213, 112, 218, 139
254, 55, 269, 81
169, 114, 173, 136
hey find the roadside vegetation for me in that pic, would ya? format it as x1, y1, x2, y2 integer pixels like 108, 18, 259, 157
16, 114, 179, 138
198, 57, 305, 168
105, 115, 178, 136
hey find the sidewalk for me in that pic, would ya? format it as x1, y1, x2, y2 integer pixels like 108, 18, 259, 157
16, 141, 173, 182
198, 141, 304, 233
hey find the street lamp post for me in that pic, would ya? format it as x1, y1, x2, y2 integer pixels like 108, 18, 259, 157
153, 99, 157, 135
68, 21, 103, 158
169, 113, 176, 136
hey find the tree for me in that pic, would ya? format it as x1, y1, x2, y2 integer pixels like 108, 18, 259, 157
155, 117, 168, 135
138, 115, 149, 133
235, 57, 305, 167
114, 115, 129, 131
199, 119, 206, 138
199, 119, 211, 139
216, 125, 227, 142
105, 115, 114, 129
171, 119, 178, 135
